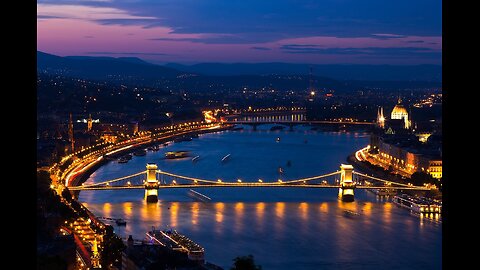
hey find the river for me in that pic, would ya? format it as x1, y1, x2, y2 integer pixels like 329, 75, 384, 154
79, 125, 441, 270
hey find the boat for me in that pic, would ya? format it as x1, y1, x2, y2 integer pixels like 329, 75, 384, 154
343, 210, 360, 217
187, 189, 211, 202
276, 137, 281, 142
146, 227, 205, 262
392, 194, 441, 214
165, 151, 190, 159
278, 167, 284, 174
118, 157, 129, 163
163, 142, 169, 146
115, 218, 127, 226
123, 154, 133, 160
191, 133, 199, 138
368, 188, 397, 196
270, 125, 285, 131
231, 126, 244, 131
133, 149, 147, 156
191, 155, 200, 162
221, 154, 231, 162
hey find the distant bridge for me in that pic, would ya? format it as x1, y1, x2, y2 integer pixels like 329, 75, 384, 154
223, 113, 374, 130
69, 163, 430, 202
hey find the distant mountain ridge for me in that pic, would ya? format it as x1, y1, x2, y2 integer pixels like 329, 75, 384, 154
165, 62, 442, 82
37, 52, 442, 90
37, 51, 181, 80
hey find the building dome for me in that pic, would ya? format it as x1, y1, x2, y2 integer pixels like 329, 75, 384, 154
391, 104, 408, 118
391, 98, 408, 120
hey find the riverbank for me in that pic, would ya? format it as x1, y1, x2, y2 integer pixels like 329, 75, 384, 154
69, 124, 233, 189
347, 153, 442, 199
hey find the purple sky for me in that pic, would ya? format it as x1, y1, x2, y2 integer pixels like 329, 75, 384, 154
37, 0, 442, 65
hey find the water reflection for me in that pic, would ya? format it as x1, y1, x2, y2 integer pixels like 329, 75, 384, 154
191, 202, 200, 227
362, 202, 372, 216
299, 202, 309, 221
170, 202, 178, 228
319, 202, 329, 213
215, 202, 224, 223
234, 202, 245, 233
275, 202, 285, 219
255, 202, 265, 231
103, 202, 111, 217
123, 202, 133, 219
383, 202, 392, 223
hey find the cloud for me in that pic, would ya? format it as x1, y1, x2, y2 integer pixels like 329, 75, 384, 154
148, 37, 199, 42
281, 45, 440, 57
37, 4, 156, 21
251, 47, 271, 51
406, 40, 425, 43
86, 52, 168, 56
38, 0, 441, 44
371, 33, 406, 40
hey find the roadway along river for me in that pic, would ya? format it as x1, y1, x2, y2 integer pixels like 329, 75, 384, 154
79, 125, 441, 270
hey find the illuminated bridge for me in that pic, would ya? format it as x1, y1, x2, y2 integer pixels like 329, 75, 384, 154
223, 114, 374, 130
69, 163, 430, 202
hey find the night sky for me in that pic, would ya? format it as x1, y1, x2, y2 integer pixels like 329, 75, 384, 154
37, 0, 441, 65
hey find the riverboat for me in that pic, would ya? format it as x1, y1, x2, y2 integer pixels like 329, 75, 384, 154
392, 194, 441, 214
165, 151, 190, 159
146, 227, 205, 262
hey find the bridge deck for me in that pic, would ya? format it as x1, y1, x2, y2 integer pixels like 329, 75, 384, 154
70, 184, 429, 191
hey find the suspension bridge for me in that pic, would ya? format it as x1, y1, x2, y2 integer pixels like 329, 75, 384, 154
69, 163, 430, 202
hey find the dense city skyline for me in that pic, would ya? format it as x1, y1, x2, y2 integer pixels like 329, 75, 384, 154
37, 0, 442, 65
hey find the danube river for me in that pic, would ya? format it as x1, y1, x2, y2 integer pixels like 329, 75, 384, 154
79, 125, 441, 270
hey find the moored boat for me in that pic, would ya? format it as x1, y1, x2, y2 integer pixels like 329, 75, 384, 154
165, 151, 190, 159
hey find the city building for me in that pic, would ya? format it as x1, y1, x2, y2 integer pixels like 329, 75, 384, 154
369, 99, 442, 179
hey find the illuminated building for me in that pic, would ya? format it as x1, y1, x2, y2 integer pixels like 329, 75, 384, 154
390, 98, 411, 129
87, 114, 93, 132
376, 106, 385, 128
369, 98, 441, 179
369, 134, 442, 179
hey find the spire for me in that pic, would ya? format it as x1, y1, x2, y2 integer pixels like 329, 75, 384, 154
87, 113, 93, 132
377, 106, 385, 128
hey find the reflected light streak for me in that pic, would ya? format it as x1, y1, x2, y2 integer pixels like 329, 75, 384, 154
362, 202, 372, 216
383, 202, 392, 222
103, 203, 111, 217
234, 202, 245, 233
215, 202, 224, 223
191, 202, 199, 226
275, 202, 285, 219
123, 202, 133, 219
170, 202, 178, 228
299, 202, 309, 221
319, 202, 329, 213
256, 202, 265, 220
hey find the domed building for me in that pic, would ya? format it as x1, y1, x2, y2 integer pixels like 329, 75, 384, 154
390, 98, 411, 129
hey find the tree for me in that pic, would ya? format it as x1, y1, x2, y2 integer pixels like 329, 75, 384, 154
410, 172, 436, 186
100, 225, 126, 268
61, 187, 72, 202
230, 255, 262, 270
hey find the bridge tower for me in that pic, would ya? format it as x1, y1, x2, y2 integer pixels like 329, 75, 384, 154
338, 164, 355, 202
145, 163, 159, 203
